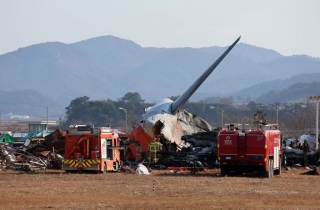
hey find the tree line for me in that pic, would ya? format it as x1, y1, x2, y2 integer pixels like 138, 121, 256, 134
63, 92, 319, 139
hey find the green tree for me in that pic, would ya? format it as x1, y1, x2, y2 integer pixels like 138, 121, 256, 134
65, 96, 90, 124
117, 92, 146, 131
120, 92, 145, 104
85, 100, 118, 126
220, 97, 233, 106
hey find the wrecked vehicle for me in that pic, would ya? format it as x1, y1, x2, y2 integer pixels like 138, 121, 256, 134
283, 147, 320, 166
124, 37, 240, 163
154, 130, 219, 169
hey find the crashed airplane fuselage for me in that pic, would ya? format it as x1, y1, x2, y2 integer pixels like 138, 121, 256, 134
126, 36, 241, 161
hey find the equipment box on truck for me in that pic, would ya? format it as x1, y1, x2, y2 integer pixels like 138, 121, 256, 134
218, 123, 282, 178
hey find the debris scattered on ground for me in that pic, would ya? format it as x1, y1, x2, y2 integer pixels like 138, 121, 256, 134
0, 145, 47, 171
0, 129, 66, 172
136, 163, 150, 175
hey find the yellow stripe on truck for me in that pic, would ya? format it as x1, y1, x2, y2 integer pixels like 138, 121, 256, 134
62, 159, 100, 168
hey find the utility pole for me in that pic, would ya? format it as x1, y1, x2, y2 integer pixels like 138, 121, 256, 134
276, 106, 279, 127
119, 107, 128, 132
46, 106, 48, 132
309, 95, 320, 149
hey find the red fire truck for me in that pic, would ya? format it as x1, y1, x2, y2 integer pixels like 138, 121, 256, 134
218, 123, 282, 178
62, 125, 121, 173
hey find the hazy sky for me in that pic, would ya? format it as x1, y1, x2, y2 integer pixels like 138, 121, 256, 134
1, 0, 320, 57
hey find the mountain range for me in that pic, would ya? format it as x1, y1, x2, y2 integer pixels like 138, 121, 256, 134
1, 35, 320, 118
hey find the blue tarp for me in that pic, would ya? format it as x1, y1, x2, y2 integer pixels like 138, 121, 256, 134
20, 132, 38, 140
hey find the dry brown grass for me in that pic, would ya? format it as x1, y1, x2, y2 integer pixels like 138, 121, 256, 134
0, 167, 319, 210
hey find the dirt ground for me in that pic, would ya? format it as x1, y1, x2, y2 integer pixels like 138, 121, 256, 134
0, 166, 319, 210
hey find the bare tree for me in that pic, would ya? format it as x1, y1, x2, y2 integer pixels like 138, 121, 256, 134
285, 103, 316, 137
6, 121, 21, 135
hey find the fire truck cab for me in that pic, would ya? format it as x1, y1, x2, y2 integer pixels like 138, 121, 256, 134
62, 125, 121, 173
218, 123, 282, 178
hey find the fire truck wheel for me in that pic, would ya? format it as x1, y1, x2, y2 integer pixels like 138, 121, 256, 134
271, 159, 274, 178
278, 159, 281, 175
220, 166, 227, 177
103, 164, 107, 174
114, 161, 119, 171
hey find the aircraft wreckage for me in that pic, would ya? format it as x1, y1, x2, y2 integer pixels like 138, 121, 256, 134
283, 146, 320, 167
124, 36, 241, 168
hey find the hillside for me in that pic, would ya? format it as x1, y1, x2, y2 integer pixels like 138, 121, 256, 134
0, 89, 64, 118
1, 35, 320, 116
0, 41, 122, 104
199, 42, 283, 63
256, 81, 320, 103
195, 73, 320, 103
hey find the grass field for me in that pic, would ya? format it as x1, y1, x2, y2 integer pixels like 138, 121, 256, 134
0, 167, 319, 210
